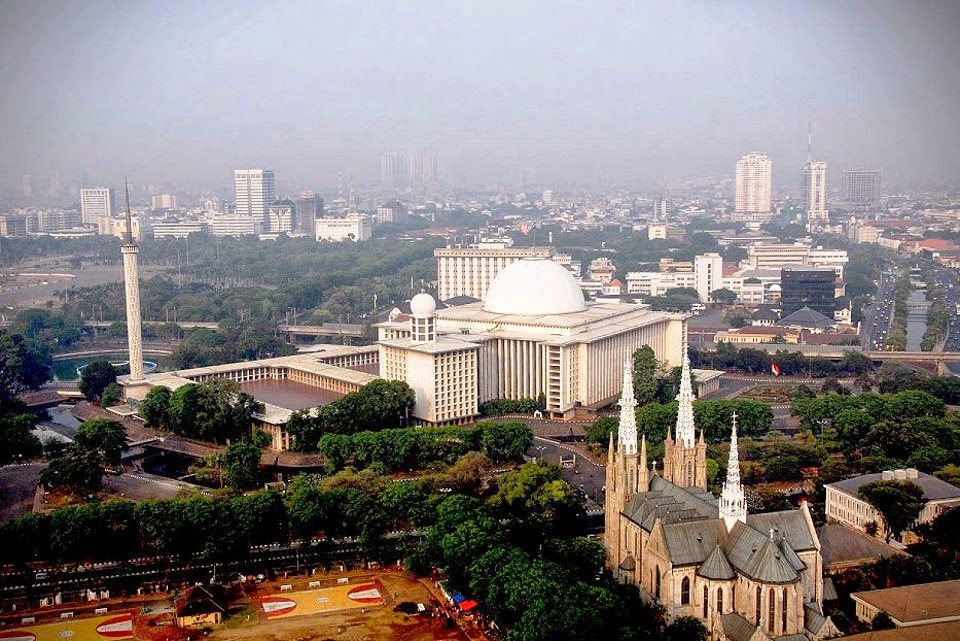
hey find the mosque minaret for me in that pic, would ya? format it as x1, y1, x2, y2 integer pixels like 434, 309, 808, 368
121, 183, 145, 383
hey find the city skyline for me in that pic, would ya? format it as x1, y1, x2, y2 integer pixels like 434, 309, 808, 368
1, 2, 959, 191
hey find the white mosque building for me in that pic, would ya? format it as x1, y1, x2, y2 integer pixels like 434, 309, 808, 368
125, 257, 687, 447
377, 258, 686, 422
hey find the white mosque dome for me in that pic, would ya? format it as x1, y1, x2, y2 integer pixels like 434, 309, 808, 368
409, 292, 437, 316
483, 258, 587, 315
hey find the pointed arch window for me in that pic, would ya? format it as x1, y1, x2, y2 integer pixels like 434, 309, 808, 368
755, 586, 762, 623
654, 566, 661, 599
716, 587, 724, 614
703, 585, 709, 618
680, 576, 690, 605
782, 588, 788, 632
768, 588, 776, 634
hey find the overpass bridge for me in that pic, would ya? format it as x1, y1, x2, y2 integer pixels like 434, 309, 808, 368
277, 323, 365, 339
697, 341, 960, 374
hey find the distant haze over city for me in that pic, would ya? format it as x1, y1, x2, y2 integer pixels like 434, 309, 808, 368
2, 0, 959, 191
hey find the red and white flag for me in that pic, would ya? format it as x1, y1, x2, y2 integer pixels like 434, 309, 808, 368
771, 363, 781, 376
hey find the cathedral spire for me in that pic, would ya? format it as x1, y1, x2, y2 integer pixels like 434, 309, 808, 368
638, 431, 649, 490
720, 412, 747, 530
674, 343, 696, 449
618, 358, 638, 455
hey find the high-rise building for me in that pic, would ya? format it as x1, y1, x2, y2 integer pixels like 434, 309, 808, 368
435, 242, 553, 301
296, 192, 324, 234
80, 187, 114, 224
780, 267, 836, 316
380, 152, 444, 188
381, 152, 405, 188
801, 161, 828, 226
842, 170, 881, 209
268, 199, 296, 234
694, 252, 724, 302
234, 169, 276, 225
151, 194, 178, 210
734, 153, 772, 217
376, 201, 407, 224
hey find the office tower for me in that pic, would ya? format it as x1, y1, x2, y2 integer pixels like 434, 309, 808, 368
381, 151, 444, 188
780, 267, 836, 316
151, 194, 178, 210
80, 187, 114, 224
381, 152, 405, 188
801, 161, 828, 225
20, 174, 32, 199
694, 252, 724, 302
842, 170, 881, 209
296, 191, 324, 234
268, 199, 296, 233
234, 169, 276, 225
734, 153, 772, 217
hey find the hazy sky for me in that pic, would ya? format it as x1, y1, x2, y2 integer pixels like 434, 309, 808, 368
2, 0, 959, 191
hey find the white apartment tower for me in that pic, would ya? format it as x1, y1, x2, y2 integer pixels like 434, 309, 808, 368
694, 252, 724, 302
801, 161, 828, 226
435, 243, 553, 301
234, 169, 276, 225
80, 187, 114, 224
734, 153, 772, 217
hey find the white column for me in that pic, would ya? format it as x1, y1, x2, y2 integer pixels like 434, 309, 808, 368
121, 244, 144, 382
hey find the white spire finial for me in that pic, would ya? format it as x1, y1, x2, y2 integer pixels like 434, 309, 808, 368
618, 358, 638, 455
674, 342, 696, 449
719, 411, 746, 529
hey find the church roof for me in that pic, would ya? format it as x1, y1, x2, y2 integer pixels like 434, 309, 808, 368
663, 520, 728, 566
719, 612, 759, 641
698, 545, 736, 580
624, 475, 717, 533
804, 602, 830, 635
724, 522, 799, 584
748, 511, 818, 552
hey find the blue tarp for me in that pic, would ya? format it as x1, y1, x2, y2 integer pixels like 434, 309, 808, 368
452, 593, 466, 604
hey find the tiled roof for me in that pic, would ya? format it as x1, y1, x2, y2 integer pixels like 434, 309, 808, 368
827, 471, 960, 501
817, 524, 906, 568
698, 545, 736, 580
720, 612, 758, 641
748, 511, 817, 551
724, 522, 799, 584
851, 580, 960, 624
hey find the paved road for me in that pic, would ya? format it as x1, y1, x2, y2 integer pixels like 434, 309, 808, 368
0, 464, 42, 521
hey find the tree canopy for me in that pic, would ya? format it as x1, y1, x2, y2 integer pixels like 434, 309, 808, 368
858, 480, 926, 541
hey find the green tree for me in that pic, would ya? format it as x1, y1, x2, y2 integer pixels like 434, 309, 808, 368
78, 360, 118, 401
665, 616, 709, 641
101, 383, 122, 408
39, 448, 103, 493
858, 480, 926, 541
489, 461, 583, 543
138, 385, 172, 429
74, 419, 127, 466
0, 330, 52, 400
632, 345, 660, 406
480, 422, 533, 463
222, 438, 265, 490
710, 288, 737, 304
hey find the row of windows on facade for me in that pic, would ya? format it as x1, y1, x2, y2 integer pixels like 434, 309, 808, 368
662, 574, 791, 636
